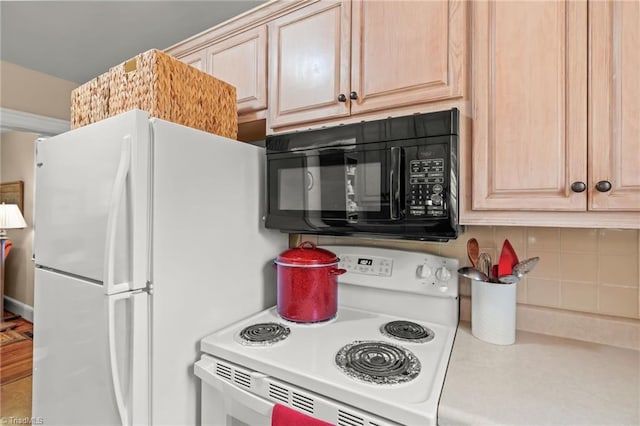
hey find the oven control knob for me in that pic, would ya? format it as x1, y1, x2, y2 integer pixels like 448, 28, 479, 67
435, 266, 452, 282
417, 264, 432, 278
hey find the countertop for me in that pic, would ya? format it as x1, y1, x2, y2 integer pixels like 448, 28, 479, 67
439, 322, 640, 425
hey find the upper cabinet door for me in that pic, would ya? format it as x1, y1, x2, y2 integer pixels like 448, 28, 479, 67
589, 0, 640, 211
268, 0, 350, 128
350, 0, 465, 115
208, 26, 268, 115
179, 50, 206, 71
472, 0, 587, 211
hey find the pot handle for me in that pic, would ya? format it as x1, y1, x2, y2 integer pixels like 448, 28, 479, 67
298, 241, 317, 249
329, 268, 347, 276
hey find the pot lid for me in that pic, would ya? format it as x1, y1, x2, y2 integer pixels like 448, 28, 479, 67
275, 241, 339, 266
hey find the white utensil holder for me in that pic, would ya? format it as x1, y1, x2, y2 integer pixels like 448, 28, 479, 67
471, 280, 517, 345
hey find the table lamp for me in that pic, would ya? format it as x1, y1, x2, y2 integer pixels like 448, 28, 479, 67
0, 202, 27, 330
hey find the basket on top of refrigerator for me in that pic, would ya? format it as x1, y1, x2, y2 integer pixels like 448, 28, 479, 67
70, 49, 238, 139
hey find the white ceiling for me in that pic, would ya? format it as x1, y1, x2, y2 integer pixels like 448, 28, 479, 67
0, 0, 266, 84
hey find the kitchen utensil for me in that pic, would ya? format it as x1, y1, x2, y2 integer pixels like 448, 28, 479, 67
497, 239, 519, 277
477, 253, 492, 278
513, 257, 540, 277
274, 241, 346, 323
457, 266, 490, 282
497, 274, 519, 284
466, 238, 480, 268
498, 256, 540, 283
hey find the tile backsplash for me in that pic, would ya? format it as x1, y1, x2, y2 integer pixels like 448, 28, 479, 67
293, 226, 640, 320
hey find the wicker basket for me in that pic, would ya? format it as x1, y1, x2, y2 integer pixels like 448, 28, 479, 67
71, 49, 237, 139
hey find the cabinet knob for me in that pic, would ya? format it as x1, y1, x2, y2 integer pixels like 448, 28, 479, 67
570, 181, 586, 193
337, 94, 347, 102
349, 91, 358, 100
595, 180, 612, 192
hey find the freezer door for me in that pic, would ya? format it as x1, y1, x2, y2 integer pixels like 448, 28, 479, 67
34, 110, 150, 294
32, 268, 149, 426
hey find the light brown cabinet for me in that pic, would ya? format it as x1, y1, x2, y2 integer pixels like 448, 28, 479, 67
470, 0, 639, 219
206, 26, 268, 120
268, 0, 465, 130
169, 25, 268, 123
178, 50, 206, 71
267, 1, 349, 128
588, 0, 640, 211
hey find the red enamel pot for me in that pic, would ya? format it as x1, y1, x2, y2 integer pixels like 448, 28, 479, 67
274, 241, 346, 323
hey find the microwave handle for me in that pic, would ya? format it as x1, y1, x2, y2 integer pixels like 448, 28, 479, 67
390, 147, 402, 220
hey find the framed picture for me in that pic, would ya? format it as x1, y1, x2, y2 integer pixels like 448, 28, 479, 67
0, 181, 24, 213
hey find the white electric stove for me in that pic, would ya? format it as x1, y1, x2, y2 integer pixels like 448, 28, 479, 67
195, 245, 459, 426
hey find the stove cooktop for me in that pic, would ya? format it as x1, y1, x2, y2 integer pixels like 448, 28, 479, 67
200, 306, 456, 425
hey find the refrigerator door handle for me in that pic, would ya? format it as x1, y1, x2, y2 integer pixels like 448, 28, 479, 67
129, 291, 149, 425
107, 290, 149, 426
107, 291, 131, 426
104, 135, 132, 295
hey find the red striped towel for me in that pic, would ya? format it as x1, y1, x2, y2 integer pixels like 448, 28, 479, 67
271, 404, 334, 426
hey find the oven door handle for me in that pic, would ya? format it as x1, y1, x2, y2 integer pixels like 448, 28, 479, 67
195, 356, 274, 420
220, 377, 274, 419
390, 147, 402, 220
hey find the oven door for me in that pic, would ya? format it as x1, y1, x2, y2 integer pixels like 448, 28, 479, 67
266, 144, 400, 231
195, 355, 400, 426
197, 357, 274, 426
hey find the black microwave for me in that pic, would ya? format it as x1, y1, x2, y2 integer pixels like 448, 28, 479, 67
265, 109, 461, 241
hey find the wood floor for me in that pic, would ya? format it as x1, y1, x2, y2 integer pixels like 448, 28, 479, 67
0, 311, 33, 419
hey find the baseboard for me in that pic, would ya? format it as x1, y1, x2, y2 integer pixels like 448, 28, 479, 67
3, 296, 34, 322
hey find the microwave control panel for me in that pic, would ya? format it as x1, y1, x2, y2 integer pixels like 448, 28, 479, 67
408, 159, 446, 217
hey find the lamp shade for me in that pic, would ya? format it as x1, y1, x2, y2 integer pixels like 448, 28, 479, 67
0, 203, 27, 231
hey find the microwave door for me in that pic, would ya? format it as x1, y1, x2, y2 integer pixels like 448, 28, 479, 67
305, 158, 322, 211
304, 157, 329, 228
350, 148, 395, 222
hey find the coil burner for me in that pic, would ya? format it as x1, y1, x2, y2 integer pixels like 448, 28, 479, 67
381, 321, 435, 343
335, 341, 421, 385
239, 322, 290, 345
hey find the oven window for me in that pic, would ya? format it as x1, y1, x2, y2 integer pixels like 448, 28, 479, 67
268, 147, 391, 226
278, 167, 305, 210
276, 160, 383, 213
350, 160, 382, 213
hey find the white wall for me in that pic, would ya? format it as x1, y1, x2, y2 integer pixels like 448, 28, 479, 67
0, 131, 37, 306
1, 61, 77, 120
0, 61, 75, 311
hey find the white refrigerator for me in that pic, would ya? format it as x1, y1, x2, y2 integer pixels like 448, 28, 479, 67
32, 110, 287, 425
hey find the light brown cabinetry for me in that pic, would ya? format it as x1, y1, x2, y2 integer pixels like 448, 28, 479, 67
176, 27, 267, 122
268, 1, 349, 128
206, 26, 268, 120
179, 50, 206, 71
469, 0, 639, 224
268, 0, 465, 130
588, 0, 640, 211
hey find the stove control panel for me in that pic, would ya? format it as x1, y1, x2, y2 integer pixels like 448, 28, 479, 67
339, 255, 393, 277
326, 245, 459, 325
327, 245, 459, 300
